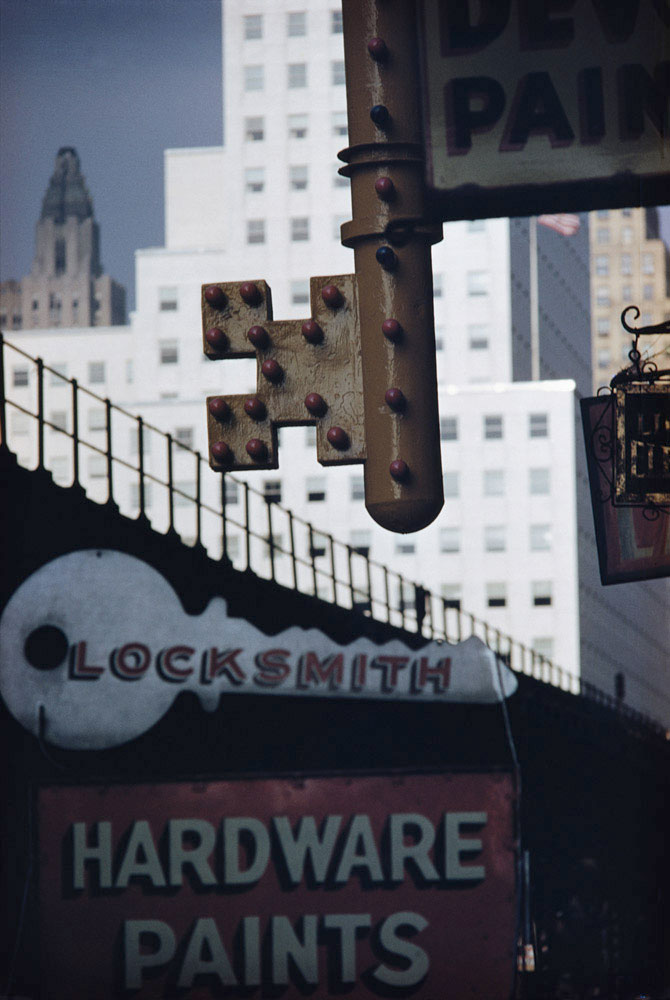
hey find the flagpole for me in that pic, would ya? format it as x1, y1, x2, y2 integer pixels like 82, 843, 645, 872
529, 215, 540, 381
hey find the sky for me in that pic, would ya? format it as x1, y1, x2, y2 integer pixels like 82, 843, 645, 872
0, 0, 223, 312
1, 0, 669, 317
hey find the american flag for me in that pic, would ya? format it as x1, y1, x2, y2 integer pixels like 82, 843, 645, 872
537, 213, 581, 236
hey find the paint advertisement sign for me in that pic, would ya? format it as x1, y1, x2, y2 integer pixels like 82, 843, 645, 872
418, 0, 670, 219
38, 772, 517, 997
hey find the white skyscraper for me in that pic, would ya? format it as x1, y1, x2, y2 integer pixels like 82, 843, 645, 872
5, 0, 669, 725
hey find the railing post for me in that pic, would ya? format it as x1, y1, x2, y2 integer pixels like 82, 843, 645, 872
266, 499, 275, 581
220, 475, 228, 561
328, 535, 337, 604
309, 525, 318, 596
37, 357, 45, 469
347, 545, 355, 608
244, 482, 251, 569
71, 378, 80, 485
166, 432, 174, 531
365, 553, 373, 616
137, 417, 146, 517
105, 398, 114, 503
0, 332, 6, 450
288, 511, 298, 590
195, 451, 202, 546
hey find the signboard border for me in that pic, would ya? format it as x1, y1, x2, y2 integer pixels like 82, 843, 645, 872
614, 383, 670, 505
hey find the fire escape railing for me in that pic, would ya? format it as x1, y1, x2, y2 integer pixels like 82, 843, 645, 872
0, 332, 666, 739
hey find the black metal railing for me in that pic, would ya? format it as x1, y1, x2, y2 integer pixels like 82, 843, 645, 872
1, 332, 666, 739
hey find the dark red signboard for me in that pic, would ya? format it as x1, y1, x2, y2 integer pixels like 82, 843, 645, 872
38, 772, 517, 998
581, 395, 670, 583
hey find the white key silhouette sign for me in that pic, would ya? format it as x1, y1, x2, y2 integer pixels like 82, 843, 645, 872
0, 550, 517, 750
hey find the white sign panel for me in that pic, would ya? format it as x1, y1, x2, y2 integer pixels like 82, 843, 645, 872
419, 0, 670, 218
0, 550, 517, 750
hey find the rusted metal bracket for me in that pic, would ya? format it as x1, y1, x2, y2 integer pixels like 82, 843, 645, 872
202, 0, 444, 534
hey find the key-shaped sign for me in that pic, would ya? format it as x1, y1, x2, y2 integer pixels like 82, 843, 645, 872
0, 550, 517, 750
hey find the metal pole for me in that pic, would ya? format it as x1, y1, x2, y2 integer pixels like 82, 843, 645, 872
340, 0, 444, 534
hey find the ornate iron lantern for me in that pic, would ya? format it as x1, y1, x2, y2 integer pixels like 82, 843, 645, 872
581, 307, 670, 584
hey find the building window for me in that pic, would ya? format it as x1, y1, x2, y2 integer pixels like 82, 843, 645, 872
396, 541, 416, 555
331, 9, 343, 32
443, 471, 459, 497
244, 65, 264, 91
130, 481, 153, 508
88, 362, 105, 384
484, 415, 503, 439
596, 286, 610, 308
10, 412, 30, 435
13, 368, 29, 387
594, 255, 609, 276
291, 280, 309, 305
597, 347, 612, 369
433, 273, 443, 298
332, 215, 347, 240
245, 116, 264, 141
485, 525, 506, 552
225, 480, 239, 504
440, 416, 458, 441
440, 527, 460, 553
486, 583, 507, 608
288, 63, 307, 88
159, 340, 178, 365
174, 481, 195, 507
49, 362, 67, 385
529, 412, 548, 437
435, 334, 444, 352
331, 60, 346, 85
310, 532, 328, 559
332, 110, 347, 136
288, 114, 308, 139
441, 585, 461, 610
468, 324, 490, 349
174, 427, 193, 449
350, 476, 364, 501
88, 408, 106, 432
244, 14, 262, 39
50, 456, 69, 484
49, 410, 67, 432
54, 237, 66, 275
305, 425, 316, 445
159, 287, 178, 311
88, 455, 107, 479
643, 283, 654, 301
530, 524, 552, 551
289, 165, 308, 190
622, 225, 633, 245
129, 425, 151, 456
0, 313, 6, 327
484, 469, 505, 496
621, 253, 632, 276
532, 637, 554, 659
467, 270, 490, 296
468, 219, 486, 232
291, 217, 309, 241
350, 530, 371, 557
287, 11, 306, 36
596, 209, 609, 219
596, 227, 610, 244
263, 480, 282, 504
245, 167, 265, 193
333, 171, 348, 188
306, 476, 326, 502
247, 219, 266, 244
13, 314, 22, 328
642, 253, 654, 275
596, 317, 610, 336
532, 581, 552, 606
622, 283, 632, 299
529, 467, 550, 494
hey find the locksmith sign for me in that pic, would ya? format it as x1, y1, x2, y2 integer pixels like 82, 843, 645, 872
38, 772, 517, 997
0, 550, 517, 750
418, 0, 670, 218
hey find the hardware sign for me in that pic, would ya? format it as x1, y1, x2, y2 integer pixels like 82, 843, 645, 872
38, 772, 517, 998
418, 0, 670, 219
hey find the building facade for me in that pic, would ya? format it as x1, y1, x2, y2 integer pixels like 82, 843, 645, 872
0, 147, 126, 331
4, 1, 669, 725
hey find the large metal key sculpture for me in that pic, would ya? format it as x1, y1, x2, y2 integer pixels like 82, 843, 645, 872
203, 0, 444, 534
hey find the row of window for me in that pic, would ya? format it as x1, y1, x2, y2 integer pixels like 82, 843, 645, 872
12, 361, 106, 388
243, 111, 350, 141
243, 11, 343, 39
595, 286, 655, 309
439, 523, 552, 553
593, 249, 655, 275
440, 413, 548, 441
245, 160, 348, 193
246, 215, 352, 245
244, 61, 345, 91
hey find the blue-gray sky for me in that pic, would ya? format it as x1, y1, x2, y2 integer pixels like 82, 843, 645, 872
0, 0, 222, 312
2, 0, 668, 318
